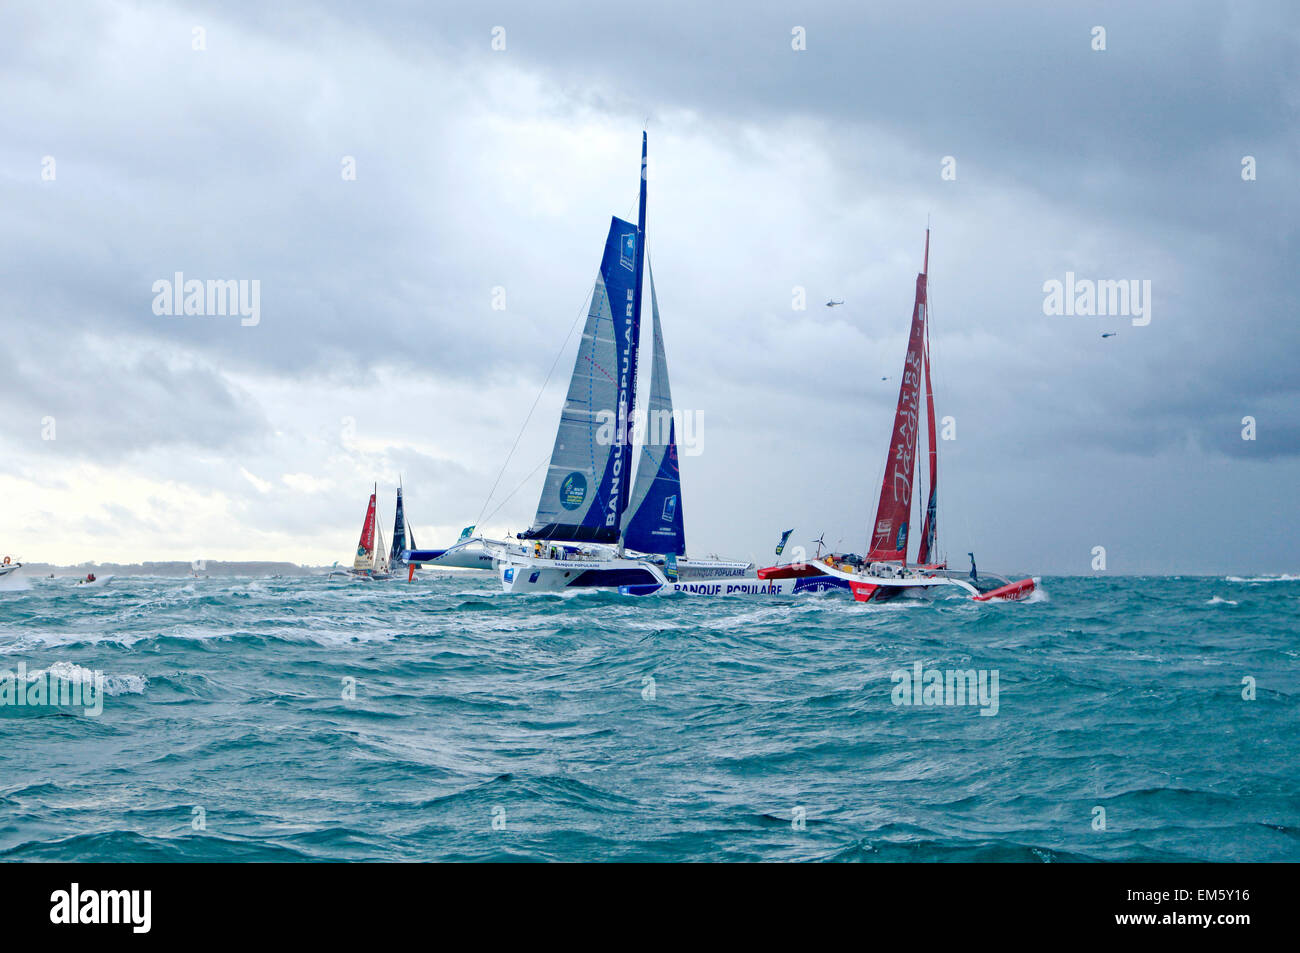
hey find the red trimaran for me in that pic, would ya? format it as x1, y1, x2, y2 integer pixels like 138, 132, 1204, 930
758, 229, 1038, 603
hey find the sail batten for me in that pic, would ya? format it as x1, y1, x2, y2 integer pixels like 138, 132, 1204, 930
867, 231, 930, 563
622, 264, 686, 556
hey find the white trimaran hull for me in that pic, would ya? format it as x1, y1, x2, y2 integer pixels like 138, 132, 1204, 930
490, 542, 752, 594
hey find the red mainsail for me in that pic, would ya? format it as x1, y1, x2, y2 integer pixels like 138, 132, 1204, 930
867, 230, 929, 563
353, 490, 377, 570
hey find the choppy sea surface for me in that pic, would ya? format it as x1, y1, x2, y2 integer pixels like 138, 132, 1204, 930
1, 573, 1297, 862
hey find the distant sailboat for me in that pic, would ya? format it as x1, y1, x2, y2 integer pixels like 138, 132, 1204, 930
339, 484, 393, 580
758, 229, 1039, 602
387, 480, 422, 574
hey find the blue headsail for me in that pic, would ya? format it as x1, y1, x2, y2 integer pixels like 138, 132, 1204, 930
621, 264, 686, 556
522, 216, 643, 543
390, 485, 410, 565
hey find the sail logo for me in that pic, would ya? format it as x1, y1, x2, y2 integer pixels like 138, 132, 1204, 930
891, 662, 1000, 716
606, 288, 636, 527
895, 522, 908, 551
620, 232, 636, 271
1042, 272, 1152, 326
661, 495, 677, 522
559, 472, 587, 510
151, 273, 261, 326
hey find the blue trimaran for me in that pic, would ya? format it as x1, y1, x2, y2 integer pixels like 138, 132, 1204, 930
407, 133, 756, 592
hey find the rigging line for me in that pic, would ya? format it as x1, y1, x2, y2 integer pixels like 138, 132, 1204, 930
929, 275, 963, 560
474, 282, 596, 529
481, 453, 551, 528
927, 274, 941, 559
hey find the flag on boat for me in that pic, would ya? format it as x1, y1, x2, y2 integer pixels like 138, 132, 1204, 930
457, 525, 475, 542
775, 529, 794, 556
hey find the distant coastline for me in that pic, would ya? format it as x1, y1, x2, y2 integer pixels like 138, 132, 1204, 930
22, 561, 319, 577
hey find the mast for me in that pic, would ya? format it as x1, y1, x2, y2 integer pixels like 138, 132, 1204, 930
616, 132, 649, 550
372, 482, 379, 570
522, 133, 649, 546
916, 230, 939, 565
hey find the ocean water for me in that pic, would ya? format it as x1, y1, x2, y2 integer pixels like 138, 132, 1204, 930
1, 573, 1297, 862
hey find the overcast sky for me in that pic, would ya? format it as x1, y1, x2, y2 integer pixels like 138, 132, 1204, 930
2, 0, 1297, 574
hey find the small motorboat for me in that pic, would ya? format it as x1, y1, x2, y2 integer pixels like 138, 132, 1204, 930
0, 556, 23, 582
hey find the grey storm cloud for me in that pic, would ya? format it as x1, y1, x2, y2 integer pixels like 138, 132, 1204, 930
1, 0, 1297, 572
0, 326, 268, 465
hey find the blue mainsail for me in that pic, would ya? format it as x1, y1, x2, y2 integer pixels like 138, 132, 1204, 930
522, 216, 643, 543
389, 485, 407, 565
622, 265, 686, 556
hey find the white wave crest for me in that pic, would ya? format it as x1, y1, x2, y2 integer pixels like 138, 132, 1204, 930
19, 661, 147, 696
